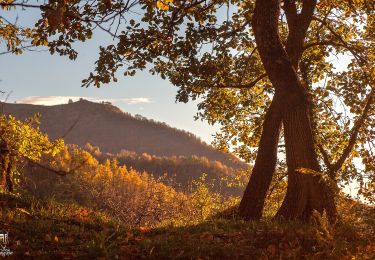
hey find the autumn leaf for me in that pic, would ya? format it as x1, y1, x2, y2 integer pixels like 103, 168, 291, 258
45, 234, 51, 242
156, 0, 171, 11
139, 226, 149, 233
199, 231, 214, 241
267, 244, 277, 256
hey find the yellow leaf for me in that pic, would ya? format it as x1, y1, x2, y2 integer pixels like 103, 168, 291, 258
16, 207, 31, 216
156, 1, 170, 11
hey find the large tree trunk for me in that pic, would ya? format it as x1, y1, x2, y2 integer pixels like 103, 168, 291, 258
252, 0, 337, 222
238, 95, 282, 220
238, 0, 313, 220
275, 97, 336, 221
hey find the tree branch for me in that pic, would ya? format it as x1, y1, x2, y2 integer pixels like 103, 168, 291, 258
285, 0, 317, 67
317, 143, 334, 173
299, 0, 318, 31
27, 156, 89, 177
0, 3, 44, 9
312, 16, 367, 64
0, 45, 42, 56
283, 0, 298, 27
331, 89, 374, 173
303, 40, 342, 50
27, 159, 71, 176
211, 73, 267, 89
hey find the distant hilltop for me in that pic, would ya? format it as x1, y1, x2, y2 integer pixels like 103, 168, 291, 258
3, 99, 245, 169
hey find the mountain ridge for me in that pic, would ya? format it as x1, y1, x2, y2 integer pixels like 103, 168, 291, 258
3, 99, 245, 169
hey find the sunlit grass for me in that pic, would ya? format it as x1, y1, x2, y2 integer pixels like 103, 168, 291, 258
1, 193, 373, 259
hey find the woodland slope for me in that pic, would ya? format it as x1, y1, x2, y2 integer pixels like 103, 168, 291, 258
4, 99, 244, 169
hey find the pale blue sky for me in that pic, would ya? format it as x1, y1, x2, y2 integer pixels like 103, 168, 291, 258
0, 9, 220, 144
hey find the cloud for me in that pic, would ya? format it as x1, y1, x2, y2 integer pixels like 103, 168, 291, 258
17, 96, 151, 106
118, 97, 151, 105
18, 96, 81, 106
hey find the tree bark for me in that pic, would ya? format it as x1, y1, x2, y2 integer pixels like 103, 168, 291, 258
238, 0, 313, 220
0, 142, 13, 192
275, 101, 336, 221
252, 0, 337, 222
238, 95, 282, 220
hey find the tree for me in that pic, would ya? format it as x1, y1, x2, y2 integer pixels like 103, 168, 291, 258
0, 114, 64, 192
1, 0, 373, 220
250, 0, 336, 221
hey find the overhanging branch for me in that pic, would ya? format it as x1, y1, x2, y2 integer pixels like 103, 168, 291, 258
27, 157, 88, 177
211, 73, 267, 89
28, 159, 71, 176
0, 3, 43, 9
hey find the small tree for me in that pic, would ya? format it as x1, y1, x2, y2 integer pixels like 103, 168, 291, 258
0, 114, 64, 192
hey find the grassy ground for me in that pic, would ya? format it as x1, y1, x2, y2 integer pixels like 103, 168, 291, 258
0, 193, 127, 259
1, 193, 374, 259
122, 217, 374, 259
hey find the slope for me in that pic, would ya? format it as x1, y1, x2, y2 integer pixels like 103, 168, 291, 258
3, 99, 244, 169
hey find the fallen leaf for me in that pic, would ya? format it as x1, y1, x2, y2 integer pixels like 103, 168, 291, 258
45, 234, 51, 242
139, 226, 149, 233
267, 244, 277, 256
200, 232, 214, 241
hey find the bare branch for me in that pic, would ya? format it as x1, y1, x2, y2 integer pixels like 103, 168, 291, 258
0, 3, 44, 9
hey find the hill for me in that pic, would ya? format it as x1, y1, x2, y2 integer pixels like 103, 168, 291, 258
3, 99, 245, 169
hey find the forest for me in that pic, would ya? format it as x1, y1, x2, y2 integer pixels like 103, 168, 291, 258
0, 0, 374, 259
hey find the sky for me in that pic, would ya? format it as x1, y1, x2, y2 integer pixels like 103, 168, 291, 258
0, 8, 220, 145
